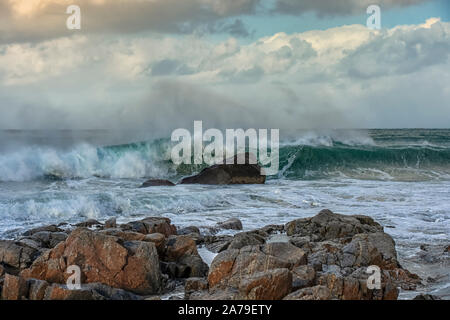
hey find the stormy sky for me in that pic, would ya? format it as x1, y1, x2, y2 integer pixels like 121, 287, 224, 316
0, 0, 449, 134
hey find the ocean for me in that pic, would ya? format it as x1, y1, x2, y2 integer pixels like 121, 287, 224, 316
0, 128, 449, 298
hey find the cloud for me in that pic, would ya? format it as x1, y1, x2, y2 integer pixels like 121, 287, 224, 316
274, 0, 431, 16
0, 18, 449, 133
0, 0, 261, 43
342, 19, 450, 78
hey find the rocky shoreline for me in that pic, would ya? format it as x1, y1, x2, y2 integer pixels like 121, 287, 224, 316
0, 208, 434, 300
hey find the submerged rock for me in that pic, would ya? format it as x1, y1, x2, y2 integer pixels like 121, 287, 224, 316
140, 179, 175, 188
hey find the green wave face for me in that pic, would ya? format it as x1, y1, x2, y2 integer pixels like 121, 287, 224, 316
96, 129, 450, 181
2, 129, 449, 182
277, 144, 450, 180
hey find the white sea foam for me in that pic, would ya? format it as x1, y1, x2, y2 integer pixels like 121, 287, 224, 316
0, 143, 170, 182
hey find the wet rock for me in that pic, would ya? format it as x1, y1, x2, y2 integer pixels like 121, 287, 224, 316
100, 229, 146, 241
217, 218, 243, 231
0, 240, 40, 271
208, 242, 306, 289
340, 232, 399, 269
238, 268, 292, 300
30, 231, 68, 248
105, 217, 117, 229
176, 227, 203, 245
180, 153, 265, 185
1, 274, 29, 300
140, 179, 175, 188
163, 235, 208, 278
178, 255, 209, 278
122, 217, 177, 237
178, 226, 201, 235
75, 219, 101, 228
228, 231, 265, 250
204, 235, 233, 253
284, 285, 332, 300
144, 233, 166, 254
165, 235, 198, 262
17, 238, 44, 251
21, 228, 162, 295
286, 209, 383, 241
444, 245, 450, 253
23, 225, 63, 237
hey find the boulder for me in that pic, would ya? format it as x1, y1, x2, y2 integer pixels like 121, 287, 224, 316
285, 209, 383, 241
140, 179, 175, 188
20, 228, 162, 295
340, 232, 399, 269
180, 153, 265, 185
100, 229, 146, 241
163, 235, 208, 278
204, 235, 233, 253
217, 218, 243, 231
228, 231, 265, 250
23, 225, 63, 237
238, 268, 292, 300
30, 231, 68, 248
0, 240, 40, 271
177, 226, 201, 235
178, 255, 209, 278
208, 242, 306, 289
165, 235, 198, 262
122, 217, 177, 237
315, 267, 399, 300
1, 274, 28, 300
144, 233, 166, 254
